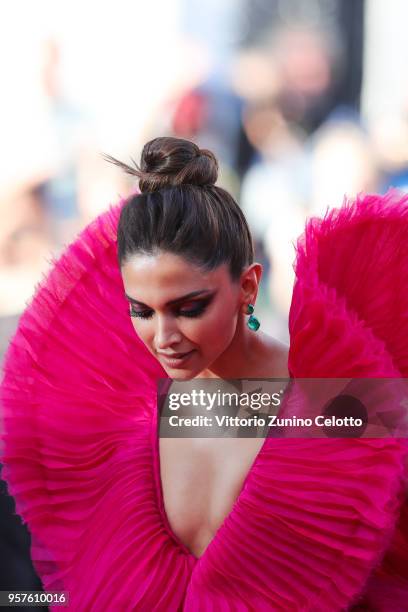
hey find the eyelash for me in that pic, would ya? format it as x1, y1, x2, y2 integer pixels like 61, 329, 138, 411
129, 304, 208, 320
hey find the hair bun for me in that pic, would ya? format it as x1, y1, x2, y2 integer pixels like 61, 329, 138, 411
102, 137, 218, 193
138, 137, 218, 193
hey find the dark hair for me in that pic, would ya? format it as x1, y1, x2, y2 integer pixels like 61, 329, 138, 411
104, 137, 254, 280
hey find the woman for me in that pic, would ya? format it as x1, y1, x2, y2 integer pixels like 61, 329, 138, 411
115, 138, 291, 565
1, 137, 408, 610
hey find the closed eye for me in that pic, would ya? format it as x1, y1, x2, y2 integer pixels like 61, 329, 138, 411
129, 299, 211, 320
178, 304, 207, 318
129, 307, 154, 320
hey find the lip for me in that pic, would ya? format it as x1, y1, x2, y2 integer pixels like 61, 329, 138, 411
158, 350, 195, 368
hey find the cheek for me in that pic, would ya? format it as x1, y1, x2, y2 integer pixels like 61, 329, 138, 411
130, 320, 155, 351
181, 304, 238, 353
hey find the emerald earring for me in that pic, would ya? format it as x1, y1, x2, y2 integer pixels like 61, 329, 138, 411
246, 303, 260, 331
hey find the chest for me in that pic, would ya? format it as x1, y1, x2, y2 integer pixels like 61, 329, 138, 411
159, 436, 265, 559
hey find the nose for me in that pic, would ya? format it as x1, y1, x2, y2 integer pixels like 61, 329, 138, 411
154, 314, 183, 351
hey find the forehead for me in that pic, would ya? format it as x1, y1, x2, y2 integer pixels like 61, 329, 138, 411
121, 251, 231, 304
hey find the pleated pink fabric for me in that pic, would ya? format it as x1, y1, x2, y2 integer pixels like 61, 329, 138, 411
1, 191, 408, 610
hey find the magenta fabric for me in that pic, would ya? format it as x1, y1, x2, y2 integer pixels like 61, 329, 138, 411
1, 191, 408, 610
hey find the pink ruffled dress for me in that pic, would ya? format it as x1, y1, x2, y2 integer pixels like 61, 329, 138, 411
1, 191, 408, 610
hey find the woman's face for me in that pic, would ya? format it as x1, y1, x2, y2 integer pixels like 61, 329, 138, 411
121, 251, 243, 379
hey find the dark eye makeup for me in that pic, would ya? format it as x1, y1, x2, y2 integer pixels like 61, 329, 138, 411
129, 298, 212, 320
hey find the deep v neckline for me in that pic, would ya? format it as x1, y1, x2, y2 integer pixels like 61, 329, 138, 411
150, 378, 292, 562
151, 407, 270, 562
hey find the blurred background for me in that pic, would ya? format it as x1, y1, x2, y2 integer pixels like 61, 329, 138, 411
1, 0, 408, 597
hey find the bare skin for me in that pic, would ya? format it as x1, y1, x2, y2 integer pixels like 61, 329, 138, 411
122, 252, 290, 559
161, 339, 289, 559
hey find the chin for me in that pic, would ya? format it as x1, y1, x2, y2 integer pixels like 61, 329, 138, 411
164, 368, 196, 381
163, 359, 206, 380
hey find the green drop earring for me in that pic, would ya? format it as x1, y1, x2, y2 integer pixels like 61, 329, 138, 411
246, 303, 260, 331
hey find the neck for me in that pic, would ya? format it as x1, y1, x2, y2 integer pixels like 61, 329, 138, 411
196, 314, 264, 379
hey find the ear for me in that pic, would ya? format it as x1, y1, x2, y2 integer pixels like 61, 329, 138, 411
239, 262, 263, 315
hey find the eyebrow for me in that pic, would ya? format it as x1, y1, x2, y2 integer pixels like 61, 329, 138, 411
124, 289, 216, 307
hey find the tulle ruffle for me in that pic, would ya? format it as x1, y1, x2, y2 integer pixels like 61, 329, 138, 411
0, 190, 407, 610
0, 200, 194, 610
